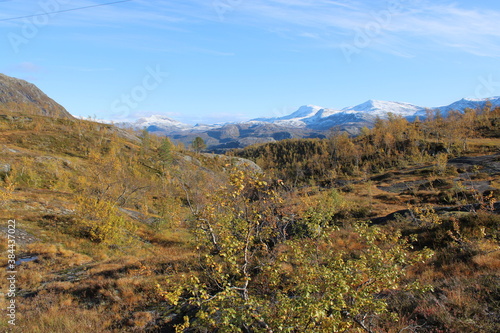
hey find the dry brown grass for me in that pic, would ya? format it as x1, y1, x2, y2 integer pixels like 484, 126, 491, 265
328, 227, 366, 252
27, 243, 93, 266
473, 250, 500, 270
467, 137, 500, 151
408, 265, 446, 285
44, 281, 75, 292
126, 311, 154, 330
16, 293, 113, 333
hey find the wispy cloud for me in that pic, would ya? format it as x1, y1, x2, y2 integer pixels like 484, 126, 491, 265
2, 0, 500, 57
0, 0, 193, 29
393, 3, 500, 57
201, 0, 500, 58
298, 32, 321, 40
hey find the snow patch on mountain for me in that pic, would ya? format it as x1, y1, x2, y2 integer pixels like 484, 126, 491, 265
252, 100, 427, 129
117, 96, 500, 135
342, 100, 426, 117
435, 97, 500, 116
251, 97, 500, 129
133, 115, 191, 129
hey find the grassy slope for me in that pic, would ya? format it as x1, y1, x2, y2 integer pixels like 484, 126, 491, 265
0, 113, 231, 332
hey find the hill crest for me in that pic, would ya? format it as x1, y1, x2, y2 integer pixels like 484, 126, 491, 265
0, 73, 73, 119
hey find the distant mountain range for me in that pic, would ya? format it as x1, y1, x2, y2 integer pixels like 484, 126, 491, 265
120, 97, 500, 152
1, 72, 498, 152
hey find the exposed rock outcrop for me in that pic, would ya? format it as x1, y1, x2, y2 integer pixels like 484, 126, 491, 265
0, 73, 73, 119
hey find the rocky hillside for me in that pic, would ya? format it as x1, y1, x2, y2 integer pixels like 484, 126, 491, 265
0, 73, 73, 119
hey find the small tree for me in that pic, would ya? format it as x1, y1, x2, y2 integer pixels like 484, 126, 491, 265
140, 128, 150, 156
158, 137, 173, 166
191, 136, 206, 153
159, 169, 434, 332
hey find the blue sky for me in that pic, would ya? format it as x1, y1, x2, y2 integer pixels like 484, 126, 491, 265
1, 0, 500, 124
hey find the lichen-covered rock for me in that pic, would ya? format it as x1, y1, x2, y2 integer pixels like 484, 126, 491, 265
0, 163, 11, 175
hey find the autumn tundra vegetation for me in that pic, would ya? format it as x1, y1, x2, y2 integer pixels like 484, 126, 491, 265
0, 103, 499, 332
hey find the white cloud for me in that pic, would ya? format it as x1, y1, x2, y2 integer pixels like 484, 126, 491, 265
392, 3, 500, 56
200, 0, 500, 57
3, 0, 500, 57
298, 32, 321, 39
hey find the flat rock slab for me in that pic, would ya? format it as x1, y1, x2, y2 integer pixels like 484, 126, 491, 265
448, 153, 500, 174
118, 207, 158, 225
455, 180, 496, 194
378, 180, 429, 194
371, 202, 500, 225
0, 225, 38, 246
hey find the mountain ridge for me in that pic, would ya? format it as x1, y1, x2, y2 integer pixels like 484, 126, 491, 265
2, 72, 497, 151
0, 73, 73, 119
116, 96, 500, 152
123, 97, 500, 133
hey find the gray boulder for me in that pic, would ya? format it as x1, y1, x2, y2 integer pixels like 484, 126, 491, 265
0, 163, 11, 174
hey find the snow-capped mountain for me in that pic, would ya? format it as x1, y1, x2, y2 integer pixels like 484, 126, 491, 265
252, 97, 500, 129
252, 105, 326, 128
252, 100, 426, 129
116, 96, 500, 152
254, 105, 324, 122
119, 97, 500, 133
435, 97, 500, 116
119, 115, 192, 132
341, 100, 426, 117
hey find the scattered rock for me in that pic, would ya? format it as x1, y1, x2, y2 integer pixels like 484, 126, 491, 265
371, 202, 500, 225
0, 163, 11, 174
118, 207, 158, 225
0, 146, 20, 154
448, 153, 500, 175
0, 226, 39, 246
202, 153, 262, 173
377, 180, 428, 194
179, 153, 201, 166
